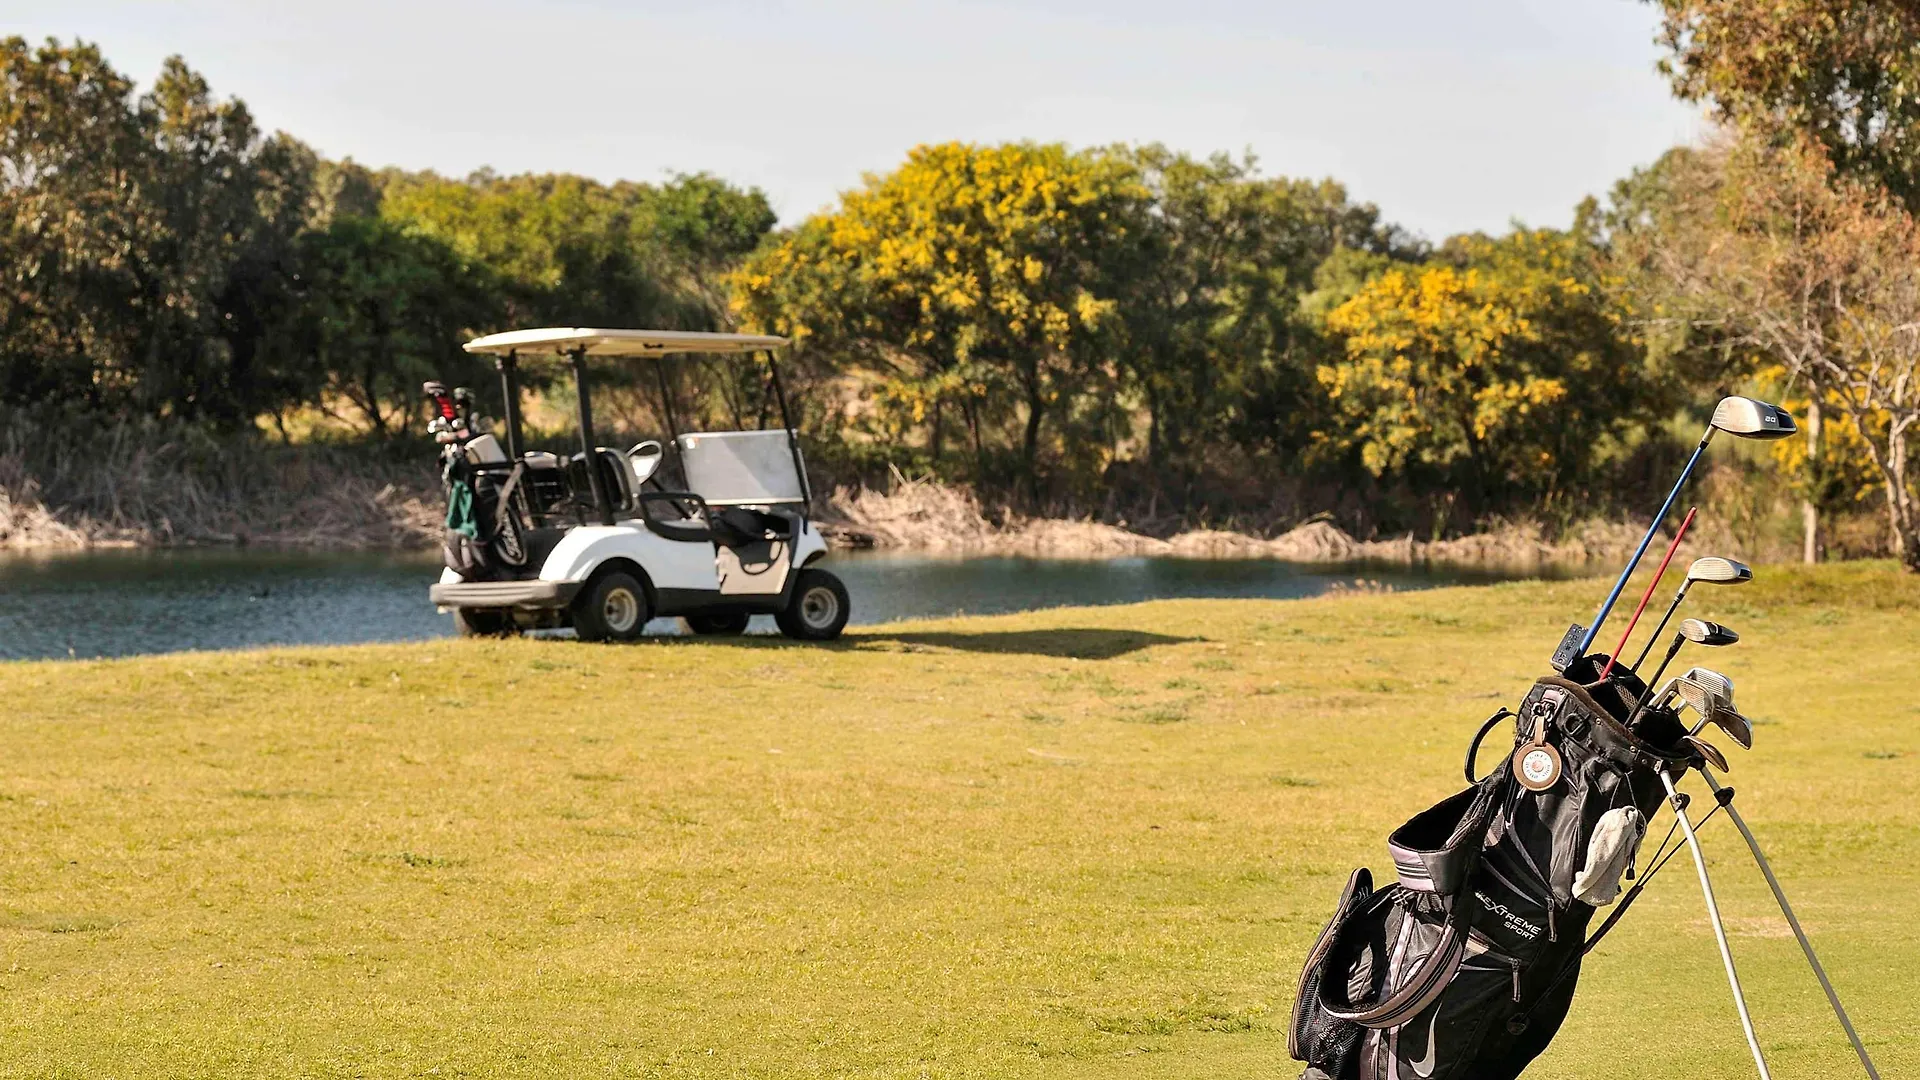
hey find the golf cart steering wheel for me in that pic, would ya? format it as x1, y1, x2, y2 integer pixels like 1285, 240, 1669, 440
627, 440, 666, 490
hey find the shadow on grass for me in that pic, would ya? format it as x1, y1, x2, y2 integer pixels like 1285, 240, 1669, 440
851, 628, 1197, 659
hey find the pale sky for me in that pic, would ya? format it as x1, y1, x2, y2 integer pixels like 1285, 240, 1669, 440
12, 0, 1702, 240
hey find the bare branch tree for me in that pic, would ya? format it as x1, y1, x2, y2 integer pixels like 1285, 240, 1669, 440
1629, 131, 1920, 569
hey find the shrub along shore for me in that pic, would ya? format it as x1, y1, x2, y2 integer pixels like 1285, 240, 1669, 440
0, 441, 1684, 568
0, 410, 1795, 566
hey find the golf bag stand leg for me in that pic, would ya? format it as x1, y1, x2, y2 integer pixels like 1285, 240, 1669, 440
1660, 768, 1773, 1080
1700, 773, 1883, 1079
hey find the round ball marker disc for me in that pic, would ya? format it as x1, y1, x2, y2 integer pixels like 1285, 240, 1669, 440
1514, 743, 1563, 791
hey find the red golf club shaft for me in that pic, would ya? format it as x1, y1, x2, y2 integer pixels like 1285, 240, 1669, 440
1599, 505, 1697, 680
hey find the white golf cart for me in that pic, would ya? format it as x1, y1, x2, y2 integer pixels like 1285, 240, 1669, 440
426, 327, 850, 642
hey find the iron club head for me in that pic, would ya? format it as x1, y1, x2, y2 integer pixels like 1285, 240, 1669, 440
1708, 702, 1755, 750
1666, 673, 1756, 750
1665, 676, 1718, 720
1685, 734, 1731, 773
1681, 667, 1735, 706
1710, 396, 1798, 441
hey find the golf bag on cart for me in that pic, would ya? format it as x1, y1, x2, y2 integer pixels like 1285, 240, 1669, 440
1289, 661, 1695, 1080
425, 380, 533, 581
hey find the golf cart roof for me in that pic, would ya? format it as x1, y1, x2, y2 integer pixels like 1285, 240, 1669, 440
463, 327, 789, 358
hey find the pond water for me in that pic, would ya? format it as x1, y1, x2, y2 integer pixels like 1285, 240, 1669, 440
0, 548, 1583, 661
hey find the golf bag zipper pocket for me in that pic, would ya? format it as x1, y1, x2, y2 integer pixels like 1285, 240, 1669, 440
1461, 951, 1523, 1002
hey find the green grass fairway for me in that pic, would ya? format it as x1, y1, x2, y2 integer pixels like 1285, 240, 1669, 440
2, 564, 1916, 1078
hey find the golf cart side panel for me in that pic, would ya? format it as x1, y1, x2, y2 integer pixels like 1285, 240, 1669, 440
790, 521, 829, 566
538, 525, 720, 592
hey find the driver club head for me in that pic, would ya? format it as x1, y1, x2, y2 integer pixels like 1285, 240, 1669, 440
1685, 557, 1753, 588
1711, 396, 1798, 441
1679, 618, 1739, 647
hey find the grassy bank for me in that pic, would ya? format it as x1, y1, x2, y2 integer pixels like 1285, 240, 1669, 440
0, 566, 1916, 1078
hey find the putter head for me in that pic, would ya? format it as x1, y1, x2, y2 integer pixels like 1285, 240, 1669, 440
1711, 396, 1798, 441
1684, 734, 1731, 773
1679, 618, 1738, 647
1685, 557, 1752, 587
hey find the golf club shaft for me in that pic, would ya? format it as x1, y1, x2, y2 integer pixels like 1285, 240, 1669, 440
1602, 506, 1697, 680
1700, 773, 1883, 1079
1661, 770, 1772, 1080
1633, 586, 1691, 672
1576, 433, 1713, 658
1634, 634, 1686, 716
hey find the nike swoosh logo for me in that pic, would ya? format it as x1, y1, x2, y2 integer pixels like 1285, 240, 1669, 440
1410, 1017, 1438, 1078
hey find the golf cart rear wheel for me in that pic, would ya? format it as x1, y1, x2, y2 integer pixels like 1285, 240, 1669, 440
776, 568, 849, 641
573, 571, 650, 643
453, 607, 516, 637
685, 612, 751, 636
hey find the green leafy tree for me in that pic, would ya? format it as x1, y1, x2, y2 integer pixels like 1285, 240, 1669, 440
0, 38, 324, 426
1650, 0, 1920, 208
1, 37, 156, 410
733, 141, 1146, 493
291, 217, 495, 436
380, 169, 772, 330
1109, 146, 1422, 482
1318, 229, 1655, 513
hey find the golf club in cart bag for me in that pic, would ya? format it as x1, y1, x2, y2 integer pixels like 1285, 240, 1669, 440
1289, 396, 1883, 1080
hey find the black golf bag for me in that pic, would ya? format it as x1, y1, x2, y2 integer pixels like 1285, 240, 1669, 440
1289, 666, 1696, 1080
439, 455, 530, 581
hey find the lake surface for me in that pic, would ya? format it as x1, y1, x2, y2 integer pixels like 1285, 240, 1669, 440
0, 549, 1578, 661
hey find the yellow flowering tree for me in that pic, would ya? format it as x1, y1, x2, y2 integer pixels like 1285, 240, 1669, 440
1319, 230, 1654, 508
732, 142, 1146, 489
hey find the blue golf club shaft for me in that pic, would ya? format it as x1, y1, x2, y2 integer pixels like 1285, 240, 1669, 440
1575, 434, 1713, 658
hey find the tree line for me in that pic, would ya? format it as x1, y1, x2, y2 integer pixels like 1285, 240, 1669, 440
6, 17, 1920, 563
0, 38, 773, 437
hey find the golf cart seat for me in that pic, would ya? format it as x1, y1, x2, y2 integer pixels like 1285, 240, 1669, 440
566, 448, 635, 516
636, 490, 713, 543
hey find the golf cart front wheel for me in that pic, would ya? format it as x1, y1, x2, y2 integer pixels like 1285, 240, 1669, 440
776, 568, 850, 641
453, 607, 517, 637
573, 571, 650, 643
685, 612, 751, 636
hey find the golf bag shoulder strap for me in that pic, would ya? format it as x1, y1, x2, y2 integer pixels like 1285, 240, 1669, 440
1466, 707, 1515, 783
1316, 890, 1471, 1029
